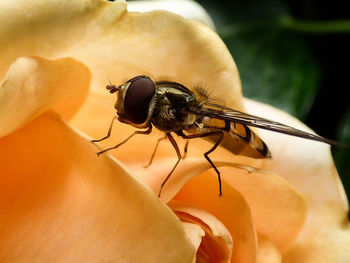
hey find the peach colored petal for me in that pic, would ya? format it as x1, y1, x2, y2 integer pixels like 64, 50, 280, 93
127, 156, 254, 203
173, 168, 257, 263
2, 1, 349, 261
0, 0, 250, 196
243, 98, 350, 262
127, 0, 216, 29
181, 222, 206, 254
219, 166, 306, 252
170, 201, 233, 263
0, 0, 244, 137
129, 157, 211, 202
283, 226, 350, 263
1, 0, 246, 173
0, 112, 195, 262
0, 56, 90, 137
131, 157, 306, 251
257, 235, 282, 263
244, 98, 348, 217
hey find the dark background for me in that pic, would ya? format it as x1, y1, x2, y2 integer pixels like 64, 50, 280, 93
195, 0, 350, 204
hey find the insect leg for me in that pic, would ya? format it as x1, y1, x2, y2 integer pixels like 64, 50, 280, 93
96, 124, 152, 156
91, 116, 117, 143
182, 140, 189, 159
203, 132, 224, 196
144, 135, 167, 168
177, 130, 225, 196
158, 133, 182, 197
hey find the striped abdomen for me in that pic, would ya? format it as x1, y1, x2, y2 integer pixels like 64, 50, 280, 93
187, 117, 271, 159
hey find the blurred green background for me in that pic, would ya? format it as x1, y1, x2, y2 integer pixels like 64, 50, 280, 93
196, 0, 350, 204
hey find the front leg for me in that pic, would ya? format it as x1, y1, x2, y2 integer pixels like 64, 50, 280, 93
97, 123, 152, 156
91, 116, 117, 143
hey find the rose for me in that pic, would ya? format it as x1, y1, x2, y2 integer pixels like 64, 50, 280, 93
0, 1, 349, 262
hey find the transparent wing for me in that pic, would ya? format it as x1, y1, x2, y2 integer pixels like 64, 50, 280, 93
188, 103, 349, 147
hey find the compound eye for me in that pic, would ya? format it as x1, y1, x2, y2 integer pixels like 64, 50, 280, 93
124, 76, 155, 124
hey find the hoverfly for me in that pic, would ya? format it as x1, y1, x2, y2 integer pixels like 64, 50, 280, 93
92, 75, 348, 197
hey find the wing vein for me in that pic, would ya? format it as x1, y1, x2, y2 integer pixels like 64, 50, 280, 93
187, 104, 349, 148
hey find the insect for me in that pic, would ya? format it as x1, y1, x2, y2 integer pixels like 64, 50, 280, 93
92, 75, 348, 197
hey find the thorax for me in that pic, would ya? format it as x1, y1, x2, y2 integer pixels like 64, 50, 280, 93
150, 81, 197, 132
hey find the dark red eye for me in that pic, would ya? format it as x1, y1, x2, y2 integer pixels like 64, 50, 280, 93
124, 76, 155, 124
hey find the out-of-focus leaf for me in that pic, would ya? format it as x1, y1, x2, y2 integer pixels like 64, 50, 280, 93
334, 109, 350, 200
222, 29, 320, 119
198, 0, 321, 120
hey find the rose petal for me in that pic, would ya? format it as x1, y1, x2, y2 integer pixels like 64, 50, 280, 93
0, 0, 123, 78
172, 167, 258, 263
243, 98, 350, 262
0, 56, 90, 137
0, 0, 244, 139
130, 157, 211, 202
133, 157, 306, 251
170, 201, 233, 263
283, 226, 350, 263
244, 98, 348, 217
0, 111, 195, 262
0, 0, 250, 200
127, 0, 216, 29
257, 235, 282, 263
220, 166, 307, 252
181, 222, 206, 254
2, 1, 348, 261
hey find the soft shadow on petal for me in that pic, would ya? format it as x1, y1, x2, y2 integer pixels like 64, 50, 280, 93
133, 157, 306, 252
170, 166, 258, 263
244, 98, 348, 217
0, 56, 90, 137
0, 112, 195, 262
243, 98, 350, 262
181, 222, 206, 256
130, 157, 211, 202
170, 201, 233, 263
283, 226, 350, 263
257, 235, 282, 263
219, 166, 307, 252
0, 0, 126, 78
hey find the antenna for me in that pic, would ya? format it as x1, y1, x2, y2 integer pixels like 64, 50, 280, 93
106, 76, 120, 93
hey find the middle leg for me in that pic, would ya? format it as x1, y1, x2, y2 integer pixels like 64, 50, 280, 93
177, 130, 225, 196
158, 133, 182, 197
144, 135, 167, 168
